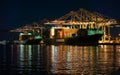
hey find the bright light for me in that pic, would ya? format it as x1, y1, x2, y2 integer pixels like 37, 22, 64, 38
20, 33, 24, 35
34, 35, 41, 39
28, 33, 32, 35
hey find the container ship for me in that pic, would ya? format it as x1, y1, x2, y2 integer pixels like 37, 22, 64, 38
44, 20, 103, 45
65, 29, 103, 45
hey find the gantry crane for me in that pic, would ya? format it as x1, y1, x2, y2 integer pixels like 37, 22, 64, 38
45, 8, 118, 43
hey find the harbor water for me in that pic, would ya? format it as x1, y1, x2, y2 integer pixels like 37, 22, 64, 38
0, 44, 120, 75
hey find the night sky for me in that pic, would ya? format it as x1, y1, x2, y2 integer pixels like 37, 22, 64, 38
0, 1, 120, 75
0, 0, 120, 29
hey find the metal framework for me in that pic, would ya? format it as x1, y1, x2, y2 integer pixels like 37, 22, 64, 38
10, 23, 44, 32
45, 8, 117, 26
45, 8, 119, 43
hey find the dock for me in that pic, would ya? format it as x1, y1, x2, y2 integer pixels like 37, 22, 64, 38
9, 8, 120, 45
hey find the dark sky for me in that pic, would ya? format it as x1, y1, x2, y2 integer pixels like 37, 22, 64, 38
0, 0, 120, 29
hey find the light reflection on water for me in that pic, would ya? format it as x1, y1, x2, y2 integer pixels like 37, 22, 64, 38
0, 44, 120, 75
47, 45, 99, 74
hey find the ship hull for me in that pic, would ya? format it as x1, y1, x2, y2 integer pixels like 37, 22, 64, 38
25, 39, 42, 45
65, 34, 103, 45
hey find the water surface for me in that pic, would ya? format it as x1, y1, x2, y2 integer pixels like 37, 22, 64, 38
0, 44, 120, 75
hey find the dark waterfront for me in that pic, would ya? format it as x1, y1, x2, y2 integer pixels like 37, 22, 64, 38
0, 44, 120, 75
